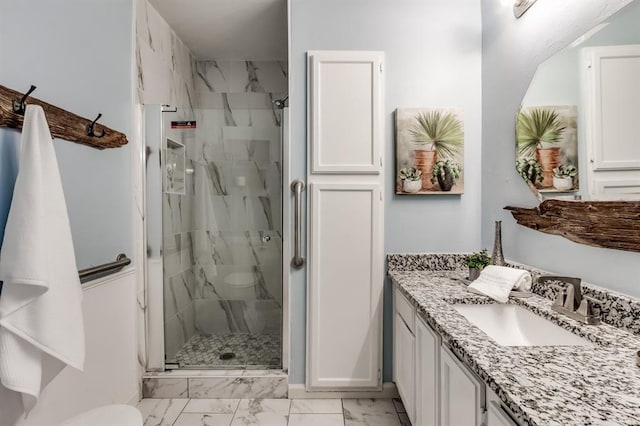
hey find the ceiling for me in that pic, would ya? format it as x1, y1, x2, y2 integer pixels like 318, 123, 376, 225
149, 0, 287, 61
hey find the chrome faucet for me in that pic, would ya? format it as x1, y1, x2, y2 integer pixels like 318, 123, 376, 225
537, 275, 601, 325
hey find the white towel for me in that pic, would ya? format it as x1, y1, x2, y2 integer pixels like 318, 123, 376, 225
468, 265, 532, 303
0, 105, 84, 416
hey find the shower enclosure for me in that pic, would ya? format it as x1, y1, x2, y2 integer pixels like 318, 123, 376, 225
145, 97, 285, 370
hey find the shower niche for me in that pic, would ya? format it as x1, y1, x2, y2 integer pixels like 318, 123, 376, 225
164, 139, 185, 195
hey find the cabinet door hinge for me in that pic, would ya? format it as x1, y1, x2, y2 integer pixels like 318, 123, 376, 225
380, 63, 383, 73
378, 369, 382, 381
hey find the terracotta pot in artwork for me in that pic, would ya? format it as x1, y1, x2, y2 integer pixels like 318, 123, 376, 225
536, 147, 561, 188
414, 149, 437, 190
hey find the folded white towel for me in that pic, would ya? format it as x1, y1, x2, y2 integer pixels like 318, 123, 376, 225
468, 265, 532, 303
0, 105, 84, 416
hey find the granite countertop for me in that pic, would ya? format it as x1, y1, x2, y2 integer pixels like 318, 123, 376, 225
390, 270, 640, 426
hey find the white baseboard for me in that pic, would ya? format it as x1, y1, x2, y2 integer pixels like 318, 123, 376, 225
288, 382, 398, 399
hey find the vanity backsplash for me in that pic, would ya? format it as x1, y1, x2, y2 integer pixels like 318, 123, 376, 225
387, 253, 640, 337
387, 253, 468, 272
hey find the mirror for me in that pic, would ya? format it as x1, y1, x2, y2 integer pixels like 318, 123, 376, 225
516, 1, 640, 201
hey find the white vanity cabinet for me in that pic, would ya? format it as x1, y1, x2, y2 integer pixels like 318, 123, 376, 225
393, 282, 523, 426
394, 288, 416, 424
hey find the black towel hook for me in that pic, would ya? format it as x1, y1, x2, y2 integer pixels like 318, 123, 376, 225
12, 85, 37, 114
87, 113, 106, 138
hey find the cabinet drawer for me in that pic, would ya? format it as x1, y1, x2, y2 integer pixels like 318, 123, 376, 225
394, 286, 415, 334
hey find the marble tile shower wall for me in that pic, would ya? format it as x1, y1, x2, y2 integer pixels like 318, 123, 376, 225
189, 60, 287, 339
136, 0, 197, 115
136, 0, 200, 362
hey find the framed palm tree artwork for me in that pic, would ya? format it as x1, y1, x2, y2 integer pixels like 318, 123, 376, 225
395, 108, 464, 195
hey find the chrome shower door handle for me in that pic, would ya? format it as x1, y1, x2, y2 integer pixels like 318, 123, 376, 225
291, 179, 305, 268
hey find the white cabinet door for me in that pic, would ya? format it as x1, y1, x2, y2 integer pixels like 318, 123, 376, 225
307, 183, 383, 390
308, 51, 383, 174
416, 317, 441, 426
394, 313, 415, 423
584, 45, 640, 198
440, 346, 485, 426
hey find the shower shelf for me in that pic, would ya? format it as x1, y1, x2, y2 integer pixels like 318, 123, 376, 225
165, 138, 186, 194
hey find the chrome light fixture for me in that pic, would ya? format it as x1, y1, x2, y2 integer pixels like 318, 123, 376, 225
514, 0, 537, 18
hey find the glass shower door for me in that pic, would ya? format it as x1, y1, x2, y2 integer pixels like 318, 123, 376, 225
161, 103, 283, 369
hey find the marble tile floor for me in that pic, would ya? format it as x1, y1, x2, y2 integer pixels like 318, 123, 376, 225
174, 333, 281, 369
137, 397, 410, 426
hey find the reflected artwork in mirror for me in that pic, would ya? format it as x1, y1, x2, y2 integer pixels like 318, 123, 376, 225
516, 105, 578, 194
516, 1, 640, 202
507, 1, 640, 253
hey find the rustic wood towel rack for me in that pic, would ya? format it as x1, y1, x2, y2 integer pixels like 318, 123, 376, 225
0, 84, 128, 149
506, 199, 640, 253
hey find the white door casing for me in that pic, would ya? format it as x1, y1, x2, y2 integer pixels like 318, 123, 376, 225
306, 51, 384, 391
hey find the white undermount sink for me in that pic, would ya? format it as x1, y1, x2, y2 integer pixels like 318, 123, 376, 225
453, 304, 591, 347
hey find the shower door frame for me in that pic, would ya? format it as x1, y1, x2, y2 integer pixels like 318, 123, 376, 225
281, 106, 291, 375
144, 104, 173, 371
142, 104, 291, 373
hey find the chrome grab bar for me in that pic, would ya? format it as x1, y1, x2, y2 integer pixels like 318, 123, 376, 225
291, 179, 305, 268
79, 253, 131, 283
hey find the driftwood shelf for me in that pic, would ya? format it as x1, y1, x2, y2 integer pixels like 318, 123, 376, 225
0, 84, 128, 149
505, 199, 640, 253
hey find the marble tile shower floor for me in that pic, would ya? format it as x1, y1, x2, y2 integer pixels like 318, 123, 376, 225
174, 333, 281, 369
137, 398, 410, 426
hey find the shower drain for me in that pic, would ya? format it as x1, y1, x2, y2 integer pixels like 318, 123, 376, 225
219, 352, 236, 361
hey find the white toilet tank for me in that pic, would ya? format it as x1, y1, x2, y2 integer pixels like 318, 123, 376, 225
224, 271, 257, 299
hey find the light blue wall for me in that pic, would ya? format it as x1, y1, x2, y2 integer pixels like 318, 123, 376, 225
0, 129, 19, 270
290, 0, 482, 384
0, 0, 133, 269
481, 0, 640, 298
